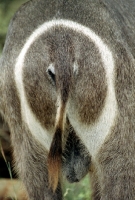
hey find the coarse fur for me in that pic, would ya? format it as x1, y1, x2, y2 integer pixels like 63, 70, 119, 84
62, 126, 91, 183
1, 0, 135, 199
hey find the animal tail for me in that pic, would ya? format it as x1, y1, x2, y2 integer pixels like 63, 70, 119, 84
48, 34, 74, 191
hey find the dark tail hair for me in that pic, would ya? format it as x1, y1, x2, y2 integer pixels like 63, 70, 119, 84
48, 34, 74, 191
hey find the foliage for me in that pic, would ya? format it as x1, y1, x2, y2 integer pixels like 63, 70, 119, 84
64, 175, 91, 200
0, 0, 27, 53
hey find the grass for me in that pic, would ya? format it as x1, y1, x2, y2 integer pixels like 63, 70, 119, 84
0, 141, 13, 180
0, 141, 18, 200
64, 175, 91, 200
0, 0, 28, 53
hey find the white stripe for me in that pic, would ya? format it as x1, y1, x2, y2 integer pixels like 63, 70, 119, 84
14, 19, 117, 154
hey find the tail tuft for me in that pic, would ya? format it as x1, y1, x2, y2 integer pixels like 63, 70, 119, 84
48, 127, 62, 192
48, 31, 73, 192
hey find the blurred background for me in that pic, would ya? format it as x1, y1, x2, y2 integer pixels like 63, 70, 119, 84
0, 0, 91, 199
0, 0, 27, 53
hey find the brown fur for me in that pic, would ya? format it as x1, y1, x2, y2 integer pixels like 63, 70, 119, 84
1, 0, 135, 199
47, 27, 107, 189
48, 127, 62, 191
47, 30, 75, 190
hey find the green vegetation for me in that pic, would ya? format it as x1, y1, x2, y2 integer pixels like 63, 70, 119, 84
64, 175, 91, 200
0, 0, 27, 53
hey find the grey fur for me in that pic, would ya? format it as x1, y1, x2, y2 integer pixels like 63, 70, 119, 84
1, 0, 135, 199
62, 126, 91, 183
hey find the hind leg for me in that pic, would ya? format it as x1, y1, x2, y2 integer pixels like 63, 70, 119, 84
11, 124, 62, 200
89, 164, 101, 200
96, 125, 135, 200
